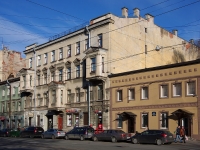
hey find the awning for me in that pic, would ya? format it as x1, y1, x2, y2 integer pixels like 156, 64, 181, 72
45, 110, 57, 116
170, 109, 193, 119
120, 112, 137, 118
171, 109, 193, 115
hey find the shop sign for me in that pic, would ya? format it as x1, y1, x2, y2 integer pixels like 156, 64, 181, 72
66, 108, 80, 113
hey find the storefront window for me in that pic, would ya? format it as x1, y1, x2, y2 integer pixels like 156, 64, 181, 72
66, 114, 72, 127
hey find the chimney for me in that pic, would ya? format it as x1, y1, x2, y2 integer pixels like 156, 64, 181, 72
133, 8, 140, 17
190, 39, 194, 44
145, 13, 154, 23
122, 7, 128, 18
172, 30, 178, 36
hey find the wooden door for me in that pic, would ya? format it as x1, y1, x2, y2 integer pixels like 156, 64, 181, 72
58, 115, 63, 130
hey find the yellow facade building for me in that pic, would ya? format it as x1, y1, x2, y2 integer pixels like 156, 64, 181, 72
109, 59, 200, 140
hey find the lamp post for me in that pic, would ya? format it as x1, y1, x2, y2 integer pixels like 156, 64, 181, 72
6, 80, 11, 129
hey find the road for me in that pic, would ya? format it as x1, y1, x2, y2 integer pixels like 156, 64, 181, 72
0, 137, 200, 150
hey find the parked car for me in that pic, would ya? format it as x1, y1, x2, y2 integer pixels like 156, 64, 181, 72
41, 129, 65, 139
65, 126, 94, 141
9, 128, 21, 137
0, 129, 11, 137
92, 129, 131, 143
130, 129, 174, 145
19, 126, 44, 138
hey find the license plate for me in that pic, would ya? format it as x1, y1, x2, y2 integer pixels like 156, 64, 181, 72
127, 137, 130, 139
38, 131, 42, 132
169, 136, 172, 138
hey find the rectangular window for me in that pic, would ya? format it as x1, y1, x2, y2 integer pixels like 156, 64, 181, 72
51, 50, 55, 62
141, 87, 148, 99
85, 39, 89, 50
173, 83, 181, 96
2, 103, 5, 113
2, 89, 5, 96
76, 65, 80, 78
98, 85, 103, 100
76, 42, 80, 55
37, 55, 41, 66
117, 90, 122, 101
67, 114, 72, 126
7, 88, 10, 96
18, 102, 21, 111
30, 75, 32, 86
7, 103, 10, 112
67, 90, 71, 103
12, 102, 15, 111
44, 73, 47, 84
44, 53, 48, 64
38, 75, 40, 86
128, 89, 135, 100
29, 58, 32, 68
67, 67, 71, 80
67, 45, 71, 57
98, 34, 103, 47
59, 47, 63, 59
187, 81, 195, 96
141, 113, 148, 128
51, 72, 55, 81
61, 90, 63, 104
12, 87, 15, 95
160, 85, 168, 98
160, 112, 168, 129
59, 69, 63, 81
23, 76, 26, 87
91, 57, 96, 72
52, 90, 56, 104
117, 115, 122, 128
102, 57, 104, 73
145, 28, 147, 33
76, 88, 80, 102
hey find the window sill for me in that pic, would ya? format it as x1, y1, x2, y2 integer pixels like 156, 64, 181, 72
141, 98, 148, 100
67, 55, 71, 58
51, 60, 57, 63
43, 63, 47, 66
172, 95, 181, 98
37, 65, 41, 67
90, 71, 96, 74
75, 53, 80, 56
58, 58, 64, 61
160, 97, 168, 99
116, 100, 122, 102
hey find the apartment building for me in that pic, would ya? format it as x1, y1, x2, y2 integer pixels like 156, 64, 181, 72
20, 7, 197, 131
0, 77, 25, 129
109, 59, 200, 140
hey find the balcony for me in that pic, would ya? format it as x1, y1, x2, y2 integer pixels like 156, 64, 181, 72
20, 84, 34, 93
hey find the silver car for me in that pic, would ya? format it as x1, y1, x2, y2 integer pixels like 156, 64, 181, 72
41, 129, 65, 139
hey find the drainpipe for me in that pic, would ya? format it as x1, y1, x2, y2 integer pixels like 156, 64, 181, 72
33, 45, 37, 126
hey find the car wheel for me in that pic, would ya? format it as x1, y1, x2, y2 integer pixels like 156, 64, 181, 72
156, 139, 162, 145
132, 138, 138, 144
80, 135, 84, 141
111, 137, 117, 143
41, 135, 44, 139
65, 135, 69, 140
93, 136, 98, 142
52, 135, 55, 139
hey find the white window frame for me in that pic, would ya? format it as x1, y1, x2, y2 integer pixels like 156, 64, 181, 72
67, 45, 71, 57
7, 88, 10, 96
117, 114, 122, 128
18, 102, 21, 111
67, 67, 71, 80
2, 89, 5, 96
51, 50, 55, 62
160, 84, 168, 98
59, 69, 63, 81
117, 90, 122, 101
67, 90, 71, 103
187, 81, 195, 96
37, 55, 41, 66
51, 72, 55, 81
76, 88, 80, 102
44, 53, 48, 64
67, 114, 72, 126
141, 113, 148, 128
141, 87, 148, 100
12, 87, 15, 95
61, 90, 63, 104
44, 73, 47, 84
59, 47, 63, 59
173, 83, 181, 97
91, 57, 96, 72
98, 34, 102, 47
160, 112, 168, 129
29, 58, 32, 68
52, 90, 56, 104
76, 42, 80, 55
76, 65, 80, 78
128, 89, 135, 100
85, 39, 89, 50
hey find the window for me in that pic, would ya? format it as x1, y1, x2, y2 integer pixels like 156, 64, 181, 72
29, 58, 32, 68
67, 45, 71, 57
141, 113, 148, 128
37, 55, 41, 66
12, 102, 15, 111
61, 90, 63, 104
59, 69, 63, 81
187, 81, 195, 96
7, 103, 9, 112
12, 87, 15, 95
44, 53, 48, 64
98, 85, 103, 100
23, 76, 26, 87
91, 57, 96, 72
44, 73, 47, 84
117, 115, 122, 128
59, 47, 63, 59
173, 83, 181, 97
141, 87, 148, 99
30, 75, 32, 86
145, 28, 147, 33
7, 88, 10, 95
2, 89, 5, 96
160, 112, 168, 129
117, 90, 122, 101
98, 34, 103, 47
51, 72, 55, 81
102, 57, 104, 73
38, 75, 40, 86
128, 89, 135, 100
67, 67, 71, 80
52, 90, 56, 104
85, 39, 89, 50
2, 103, 5, 113
160, 85, 168, 98
18, 102, 21, 111
76, 65, 80, 78
76, 41, 80, 55
67, 90, 71, 103
76, 88, 80, 102
67, 114, 72, 126
51, 50, 55, 62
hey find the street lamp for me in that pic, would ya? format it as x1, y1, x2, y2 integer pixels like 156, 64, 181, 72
6, 80, 11, 129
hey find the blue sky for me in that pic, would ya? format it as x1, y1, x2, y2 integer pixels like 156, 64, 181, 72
0, 0, 200, 57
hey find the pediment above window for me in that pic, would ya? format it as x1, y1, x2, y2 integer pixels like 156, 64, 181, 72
49, 65, 56, 71
19, 68, 33, 74
42, 67, 48, 72
65, 61, 71, 67
73, 58, 81, 65
36, 69, 41, 74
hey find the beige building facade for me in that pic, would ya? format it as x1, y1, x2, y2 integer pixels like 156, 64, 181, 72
20, 7, 197, 131
109, 59, 200, 140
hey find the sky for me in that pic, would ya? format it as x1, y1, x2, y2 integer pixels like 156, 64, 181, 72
0, 0, 200, 58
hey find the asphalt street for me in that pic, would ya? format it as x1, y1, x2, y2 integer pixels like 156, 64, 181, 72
0, 137, 200, 150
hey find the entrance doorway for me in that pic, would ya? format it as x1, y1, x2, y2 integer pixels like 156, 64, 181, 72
29, 117, 32, 126
179, 118, 191, 136
47, 116, 53, 129
58, 115, 63, 130
128, 117, 135, 133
